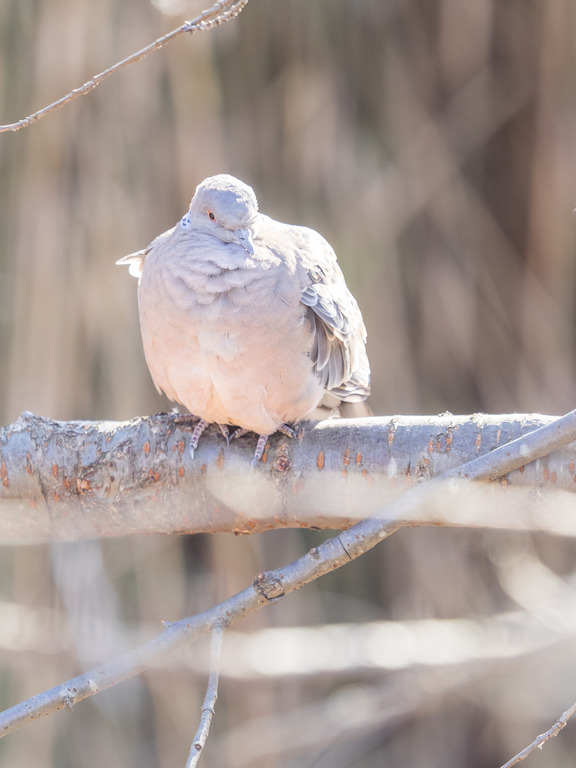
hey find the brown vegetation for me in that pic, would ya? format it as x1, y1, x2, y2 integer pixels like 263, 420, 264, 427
1, 1, 576, 766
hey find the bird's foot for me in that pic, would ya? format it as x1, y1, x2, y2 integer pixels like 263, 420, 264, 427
218, 424, 231, 445
229, 423, 301, 465
227, 428, 267, 466
229, 427, 263, 463
251, 423, 301, 467
277, 423, 299, 439
188, 420, 233, 456
172, 412, 202, 426
189, 418, 210, 458
251, 434, 270, 467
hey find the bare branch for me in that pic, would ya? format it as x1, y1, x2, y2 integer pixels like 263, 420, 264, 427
2, 411, 576, 541
0, 520, 383, 738
0, 0, 250, 133
500, 700, 576, 768
336, 408, 576, 559
186, 624, 224, 768
1, 408, 576, 738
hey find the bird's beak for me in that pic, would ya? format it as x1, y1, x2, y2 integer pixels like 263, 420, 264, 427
234, 228, 255, 256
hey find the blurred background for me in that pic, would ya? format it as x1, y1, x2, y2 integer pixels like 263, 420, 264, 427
1, 0, 576, 766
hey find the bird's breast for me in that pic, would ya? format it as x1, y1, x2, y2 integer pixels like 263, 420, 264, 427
136, 254, 322, 432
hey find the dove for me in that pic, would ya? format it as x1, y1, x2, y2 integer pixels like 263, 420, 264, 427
116, 174, 370, 464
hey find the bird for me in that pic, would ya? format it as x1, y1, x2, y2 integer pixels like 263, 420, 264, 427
116, 174, 371, 464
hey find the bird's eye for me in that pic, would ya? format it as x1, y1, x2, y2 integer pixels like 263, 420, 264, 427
208, 211, 216, 221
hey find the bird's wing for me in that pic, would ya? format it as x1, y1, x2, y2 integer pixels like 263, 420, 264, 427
260, 216, 371, 403
115, 227, 176, 279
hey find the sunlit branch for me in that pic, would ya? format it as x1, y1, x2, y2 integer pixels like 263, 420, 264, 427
0, 409, 576, 738
500, 700, 576, 768
186, 624, 224, 768
0, 0, 250, 133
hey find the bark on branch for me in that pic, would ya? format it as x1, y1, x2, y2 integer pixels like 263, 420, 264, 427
0, 0, 251, 133
1, 408, 576, 737
1, 411, 576, 542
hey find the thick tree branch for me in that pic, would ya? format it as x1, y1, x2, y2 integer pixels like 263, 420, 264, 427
1, 408, 576, 738
1, 411, 576, 541
0, 0, 250, 133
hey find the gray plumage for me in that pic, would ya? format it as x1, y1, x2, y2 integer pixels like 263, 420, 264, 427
117, 174, 370, 444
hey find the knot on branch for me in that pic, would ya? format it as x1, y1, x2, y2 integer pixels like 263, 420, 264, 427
253, 570, 285, 601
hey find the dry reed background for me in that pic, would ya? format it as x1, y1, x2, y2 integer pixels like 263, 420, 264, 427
1, 1, 576, 766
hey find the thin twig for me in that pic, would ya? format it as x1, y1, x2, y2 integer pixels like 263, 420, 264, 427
185, 624, 224, 768
500, 700, 576, 768
1, 408, 576, 738
0, 0, 250, 133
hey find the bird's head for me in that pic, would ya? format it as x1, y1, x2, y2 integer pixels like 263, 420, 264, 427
188, 174, 258, 255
